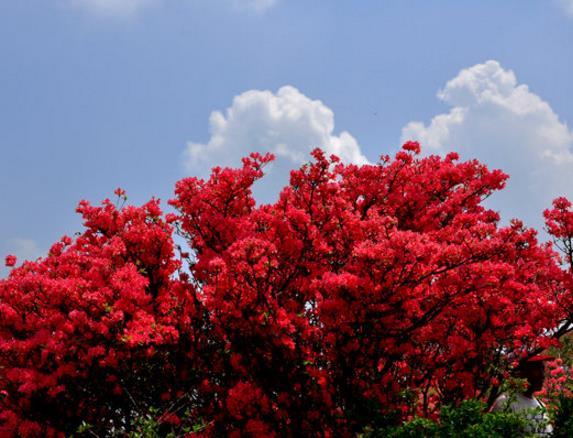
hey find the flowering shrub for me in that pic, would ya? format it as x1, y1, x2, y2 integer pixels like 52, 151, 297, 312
0, 198, 213, 436
2, 143, 573, 436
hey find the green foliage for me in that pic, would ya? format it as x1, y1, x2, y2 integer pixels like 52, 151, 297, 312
128, 407, 168, 438
552, 394, 573, 437
365, 400, 531, 438
464, 411, 530, 438
386, 417, 440, 437
74, 421, 94, 435
73, 407, 205, 437
439, 399, 485, 435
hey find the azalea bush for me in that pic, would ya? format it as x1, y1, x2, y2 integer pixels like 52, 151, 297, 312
2, 143, 573, 436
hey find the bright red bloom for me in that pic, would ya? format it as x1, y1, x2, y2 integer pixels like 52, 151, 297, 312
1, 143, 573, 435
402, 140, 421, 153
114, 187, 126, 198
4, 255, 16, 267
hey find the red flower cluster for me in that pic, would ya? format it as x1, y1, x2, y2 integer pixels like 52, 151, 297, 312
0, 198, 209, 436
4, 255, 16, 267
537, 357, 573, 415
1, 143, 573, 436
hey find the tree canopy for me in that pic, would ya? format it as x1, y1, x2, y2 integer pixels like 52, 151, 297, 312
1, 143, 573, 436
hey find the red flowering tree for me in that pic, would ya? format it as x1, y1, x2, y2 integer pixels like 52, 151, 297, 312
0, 196, 218, 436
1, 143, 573, 436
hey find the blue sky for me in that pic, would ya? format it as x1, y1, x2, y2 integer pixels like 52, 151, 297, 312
2, 0, 573, 275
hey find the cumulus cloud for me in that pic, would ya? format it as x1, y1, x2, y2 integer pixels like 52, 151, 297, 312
184, 85, 368, 201
401, 60, 573, 230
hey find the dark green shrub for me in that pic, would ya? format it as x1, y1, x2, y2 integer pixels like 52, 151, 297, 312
439, 399, 485, 435
364, 400, 530, 438
385, 418, 440, 437
464, 411, 529, 438
552, 394, 573, 437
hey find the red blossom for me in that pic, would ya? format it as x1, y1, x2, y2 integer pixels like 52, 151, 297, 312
113, 187, 126, 198
1, 144, 573, 435
4, 255, 16, 267
402, 140, 421, 154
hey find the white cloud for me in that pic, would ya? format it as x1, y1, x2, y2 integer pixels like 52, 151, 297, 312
558, 0, 573, 16
184, 85, 368, 201
401, 60, 573, 230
